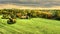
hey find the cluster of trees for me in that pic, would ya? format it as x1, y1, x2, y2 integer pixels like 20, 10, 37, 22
0, 9, 60, 20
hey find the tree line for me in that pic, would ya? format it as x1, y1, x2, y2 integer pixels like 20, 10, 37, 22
0, 9, 60, 20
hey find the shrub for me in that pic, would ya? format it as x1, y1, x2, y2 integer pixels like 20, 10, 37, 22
7, 18, 16, 24
20, 16, 29, 19
2, 14, 10, 19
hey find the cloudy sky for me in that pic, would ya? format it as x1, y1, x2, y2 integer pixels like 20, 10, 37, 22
0, 0, 60, 7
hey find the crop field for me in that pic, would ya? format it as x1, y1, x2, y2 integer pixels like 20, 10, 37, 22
0, 15, 60, 34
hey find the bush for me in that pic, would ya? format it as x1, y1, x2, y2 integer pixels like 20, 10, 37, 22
2, 14, 10, 19
20, 16, 29, 19
7, 18, 16, 24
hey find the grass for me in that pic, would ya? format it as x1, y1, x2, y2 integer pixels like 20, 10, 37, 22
0, 16, 60, 34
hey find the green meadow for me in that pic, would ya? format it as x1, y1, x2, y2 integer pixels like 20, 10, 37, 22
0, 16, 60, 34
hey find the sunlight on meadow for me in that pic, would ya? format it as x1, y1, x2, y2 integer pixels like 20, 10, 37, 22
0, 0, 60, 34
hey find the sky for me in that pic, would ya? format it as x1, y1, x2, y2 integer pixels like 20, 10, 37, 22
0, 0, 60, 8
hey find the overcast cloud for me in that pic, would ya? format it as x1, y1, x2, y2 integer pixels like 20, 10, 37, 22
0, 0, 60, 7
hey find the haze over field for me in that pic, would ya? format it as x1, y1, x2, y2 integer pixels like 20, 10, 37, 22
0, 0, 60, 9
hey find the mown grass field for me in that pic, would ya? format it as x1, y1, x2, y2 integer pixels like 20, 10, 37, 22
0, 16, 60, 34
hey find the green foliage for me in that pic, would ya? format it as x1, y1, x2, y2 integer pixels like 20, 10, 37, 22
0, 9, 60, 20
2, 14, 10, 19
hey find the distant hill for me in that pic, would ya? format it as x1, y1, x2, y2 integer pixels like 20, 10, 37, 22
0, 4, 60, 10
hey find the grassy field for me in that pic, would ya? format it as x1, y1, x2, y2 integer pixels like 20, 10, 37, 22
0, 16, 60, 34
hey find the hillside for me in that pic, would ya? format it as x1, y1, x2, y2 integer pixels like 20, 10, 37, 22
0, 15, 60, 34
